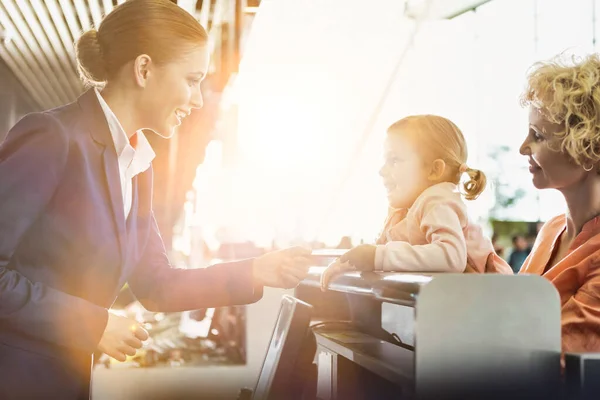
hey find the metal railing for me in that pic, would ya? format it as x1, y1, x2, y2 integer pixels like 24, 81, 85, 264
305, 251, 433, 307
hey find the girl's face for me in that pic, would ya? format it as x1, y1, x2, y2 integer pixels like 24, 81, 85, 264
379, 133, 434, 209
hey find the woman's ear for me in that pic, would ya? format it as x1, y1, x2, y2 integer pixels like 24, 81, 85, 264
133, 54, 152, 88
428, 159, 447, 181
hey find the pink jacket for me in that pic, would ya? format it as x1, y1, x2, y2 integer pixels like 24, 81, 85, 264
375, 182, 512, 274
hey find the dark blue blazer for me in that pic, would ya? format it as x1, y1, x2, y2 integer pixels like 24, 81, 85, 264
0, 89, 261, 399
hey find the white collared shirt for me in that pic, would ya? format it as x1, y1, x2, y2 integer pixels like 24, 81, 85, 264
94, 89, 156, 219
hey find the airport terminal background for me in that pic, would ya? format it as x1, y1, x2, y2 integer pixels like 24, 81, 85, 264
1, 0, 600, 399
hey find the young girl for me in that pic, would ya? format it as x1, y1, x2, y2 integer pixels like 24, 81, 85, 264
321, 115, 512, 289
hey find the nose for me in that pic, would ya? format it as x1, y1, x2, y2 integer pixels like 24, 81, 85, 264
190, 87, 204, 110
379, 164, 386, 178
519, 136, 531, 156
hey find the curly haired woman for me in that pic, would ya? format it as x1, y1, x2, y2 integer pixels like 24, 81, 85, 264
519, 53, 600, 353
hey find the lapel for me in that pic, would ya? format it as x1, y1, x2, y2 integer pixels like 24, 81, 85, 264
137, 164, 153, 219
77, 89, 127, 266
545, 216, 600, 280
121, 166, 154, 281
124, 177, 139, 270
521, 216, 565, 276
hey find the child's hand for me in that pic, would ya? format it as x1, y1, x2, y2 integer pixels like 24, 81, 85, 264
339, 244, 376, 271
320, 258, 354, 292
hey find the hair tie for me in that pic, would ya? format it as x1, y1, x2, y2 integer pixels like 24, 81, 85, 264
459, 164, 468, 173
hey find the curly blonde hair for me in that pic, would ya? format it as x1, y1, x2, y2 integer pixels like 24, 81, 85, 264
388, 115, 486, 200
521, 53, 600, 166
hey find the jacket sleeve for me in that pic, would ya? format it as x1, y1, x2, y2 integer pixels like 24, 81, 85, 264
128, 213, 263, 312
561, 262, 600, 353
0, 113, 109, 352
374, 195, 467, 272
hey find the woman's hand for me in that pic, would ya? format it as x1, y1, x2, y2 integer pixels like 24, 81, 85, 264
97, 313, 149, 362
320, 258, 355, 291
253, 246, 312, 289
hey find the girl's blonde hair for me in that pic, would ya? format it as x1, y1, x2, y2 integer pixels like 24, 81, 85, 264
521, 53, 600, 167
387, 115, 486, 200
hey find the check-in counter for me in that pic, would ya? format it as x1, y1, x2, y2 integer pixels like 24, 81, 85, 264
296, 251, 563, 400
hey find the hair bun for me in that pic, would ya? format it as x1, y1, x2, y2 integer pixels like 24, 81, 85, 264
75, 29, 108, 86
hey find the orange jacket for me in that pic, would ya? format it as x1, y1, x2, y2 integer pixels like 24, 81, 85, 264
520, 215, 600, 352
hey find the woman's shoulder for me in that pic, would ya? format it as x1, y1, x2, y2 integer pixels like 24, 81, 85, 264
45, 98, 86, 133
12, 98, 82, 134
7, 111, 69, 144
1, 110, 73, 180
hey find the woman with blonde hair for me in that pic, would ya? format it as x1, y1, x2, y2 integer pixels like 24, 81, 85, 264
519, 53, 600, 354
0, 1, 311, 398
321, 114, 512, 288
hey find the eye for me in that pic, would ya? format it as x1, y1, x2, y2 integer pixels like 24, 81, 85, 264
387, 157, 402, 165
188, 78, 201, 87
530, 128, 544, 142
